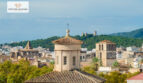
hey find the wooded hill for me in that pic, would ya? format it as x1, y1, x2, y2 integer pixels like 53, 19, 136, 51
3, 34, 143, 51
111, 28, 143, 38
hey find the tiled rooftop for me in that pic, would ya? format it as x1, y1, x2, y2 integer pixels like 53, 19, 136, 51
52, 36, 83, 45
127, 73, 143, 80
25, 70, 105, 83
98, 40, 115, 44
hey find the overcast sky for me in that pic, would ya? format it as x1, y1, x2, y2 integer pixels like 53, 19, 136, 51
0, 0, 143, 43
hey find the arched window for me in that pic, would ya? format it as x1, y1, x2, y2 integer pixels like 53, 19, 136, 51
107, 44, 110, 51
80, 56, 82, 61
109, 44, 111, 50
83, 56, 85, 59
100, 52, 102, 59
64, 56, 67, 65
99, 45, 101, 50
112, 44, 114, 50
73, 56, 76, 66
102, 44, 104, 50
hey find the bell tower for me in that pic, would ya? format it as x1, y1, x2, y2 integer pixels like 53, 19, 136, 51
96, 40, 116, 67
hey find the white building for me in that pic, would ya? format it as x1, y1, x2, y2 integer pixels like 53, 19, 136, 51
126, 46, 139, 52
80, 48, 87, 62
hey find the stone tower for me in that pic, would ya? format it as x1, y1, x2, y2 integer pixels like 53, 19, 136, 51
81, 32, 84, 36
24, 41, 32, 49
53, 29, 83, 72
96, 40, 116, 67
93, 31, 97, 36
84, 32, 87, 37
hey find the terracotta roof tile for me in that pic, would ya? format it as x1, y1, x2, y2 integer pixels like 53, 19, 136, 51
98, 40, 115, 44
25, 70, 105, 83
52, 36, 83, 45
127, 73, 143, 80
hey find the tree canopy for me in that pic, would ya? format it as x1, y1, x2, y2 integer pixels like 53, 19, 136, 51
3, 34, 143, 51
82, 66, 140, 83
112, 61, 120, 68
0, 60, 53, 83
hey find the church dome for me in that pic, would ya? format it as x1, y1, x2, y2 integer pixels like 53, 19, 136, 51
52, 29, 83, 45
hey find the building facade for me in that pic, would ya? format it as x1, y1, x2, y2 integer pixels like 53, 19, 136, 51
96, 40, 116, 67
53, 29, 83, 71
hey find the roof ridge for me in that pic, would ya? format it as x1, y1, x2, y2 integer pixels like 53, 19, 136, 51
52, 36, 83, 45
97, 40, 115, 44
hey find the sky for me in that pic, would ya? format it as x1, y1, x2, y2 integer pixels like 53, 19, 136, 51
0, 0, 143, 43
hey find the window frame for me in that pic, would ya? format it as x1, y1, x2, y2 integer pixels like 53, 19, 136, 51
64, 56, 67, 65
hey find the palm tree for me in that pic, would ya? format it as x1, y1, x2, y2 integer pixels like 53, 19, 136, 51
92, 57, 99, 71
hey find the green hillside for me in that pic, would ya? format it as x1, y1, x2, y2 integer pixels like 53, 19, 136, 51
4, 34, 143, 51
111, 28, 143, 38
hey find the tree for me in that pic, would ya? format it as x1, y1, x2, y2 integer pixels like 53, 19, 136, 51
92, 57, 99, 71
5, 35, 143, 51
0, 60, 54, 83
81, 66, 96, 75
112, 61, 119, 68
99, 71, 140, 83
